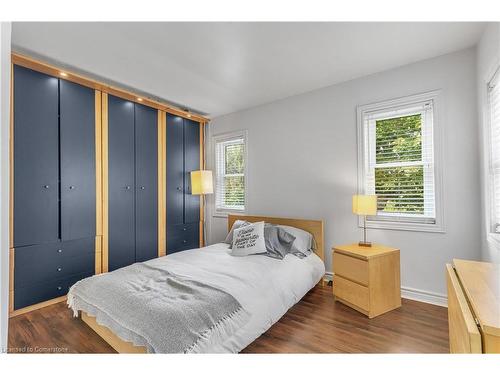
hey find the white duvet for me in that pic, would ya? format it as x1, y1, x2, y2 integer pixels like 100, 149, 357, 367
142, 243, 325, 353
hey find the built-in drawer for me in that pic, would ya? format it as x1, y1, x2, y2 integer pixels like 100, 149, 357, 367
167, 223, 199, 254
14, 237, 95, 288
333, 252, 369, 286
14, 271, 93, 310
334, 275, 370, 312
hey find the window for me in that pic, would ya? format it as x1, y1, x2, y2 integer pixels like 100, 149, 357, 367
214, 131, 247, 212
357, 91, 443, 232
488, 68, 500, 234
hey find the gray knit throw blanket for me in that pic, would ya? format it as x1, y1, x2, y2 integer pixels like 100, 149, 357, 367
68, 262, 249, 353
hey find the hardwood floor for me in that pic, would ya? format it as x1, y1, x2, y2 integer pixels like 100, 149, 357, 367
243, 285, 449, 353
8, 285, 449, 353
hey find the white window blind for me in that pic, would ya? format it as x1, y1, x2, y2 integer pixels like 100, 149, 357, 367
215, 134, 246, 211
488, 69, 500, 233
362, 99, 437, 225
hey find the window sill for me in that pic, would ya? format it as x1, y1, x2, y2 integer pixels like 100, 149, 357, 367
212, 209, 245, 219
212, 213, 229, 219
362, 220, 445, 233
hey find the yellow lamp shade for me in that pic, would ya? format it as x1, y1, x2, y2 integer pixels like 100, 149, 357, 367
191, 170, 213, 195
352, 195, 377, 216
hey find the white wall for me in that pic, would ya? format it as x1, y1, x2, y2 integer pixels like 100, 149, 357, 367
477, 23, 500, 264
206, 48, 481, 303
0, 22, 12, 352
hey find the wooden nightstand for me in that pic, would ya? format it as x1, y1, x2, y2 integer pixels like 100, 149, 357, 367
332, 243, 401, 318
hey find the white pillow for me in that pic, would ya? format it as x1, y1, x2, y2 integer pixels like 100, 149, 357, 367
277, 225, 313, 255
231, 221, 266, 256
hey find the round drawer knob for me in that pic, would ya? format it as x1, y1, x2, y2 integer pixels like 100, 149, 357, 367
43, 185, 50, 189
183, 227, 187, 231
183, 240, 187, 244
125, 186, 131, 190
57, 286, 62, 291
57, 249, 62, 253
57, 267, 62, 272
69, 185, 75, 190
176, 187, 182, 191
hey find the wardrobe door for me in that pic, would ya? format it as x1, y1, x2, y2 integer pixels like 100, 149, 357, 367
60, 80, 96, 241
13, 66, 59, 247
184, 119, 200, 225
166, 114, 185, 226
135, 104, 158, 262
108, 95, 136, 271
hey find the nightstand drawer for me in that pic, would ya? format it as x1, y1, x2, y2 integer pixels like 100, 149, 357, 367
334, 275, 369, 312
333, 252, 368, 286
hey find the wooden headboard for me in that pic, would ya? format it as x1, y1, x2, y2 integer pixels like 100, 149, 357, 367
227, 214, 325, 263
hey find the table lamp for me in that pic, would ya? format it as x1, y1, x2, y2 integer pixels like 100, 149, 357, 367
352, 194, 377, 247
191, 170, 213, 195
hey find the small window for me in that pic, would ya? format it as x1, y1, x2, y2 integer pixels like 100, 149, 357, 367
214, 131, 247, 212
357, 91, 443, 232
488, 68, 500, 235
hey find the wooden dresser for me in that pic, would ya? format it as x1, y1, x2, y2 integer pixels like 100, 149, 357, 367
332, 244, 401, 318
446, 259, 500, 353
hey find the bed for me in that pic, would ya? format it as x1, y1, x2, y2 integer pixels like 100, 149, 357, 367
70, 214, 325, 353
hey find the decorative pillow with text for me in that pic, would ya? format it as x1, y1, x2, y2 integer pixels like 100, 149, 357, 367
231, 221, 266, 256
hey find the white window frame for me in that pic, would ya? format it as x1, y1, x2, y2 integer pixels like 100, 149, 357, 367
357, 91, 445, 233
486, 66, 500, 246
213, 130, 248, 216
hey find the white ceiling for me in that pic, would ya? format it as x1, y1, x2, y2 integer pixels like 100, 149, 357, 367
12, 22, 486, 117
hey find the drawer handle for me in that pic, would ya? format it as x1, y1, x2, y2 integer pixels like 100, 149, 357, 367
176, 186, 182, 191
183, 227, 187, 231
140, 186, 145, 190
183, 240, 187, 244
57, 249, 62, 253
125, 186, 131, 190
57, 267, 62, 272
57, 286, 62, 291
69, 185, 75, 190
43, 185, 50, 189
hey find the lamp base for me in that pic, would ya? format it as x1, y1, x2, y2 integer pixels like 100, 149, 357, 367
358, 241, 372, 247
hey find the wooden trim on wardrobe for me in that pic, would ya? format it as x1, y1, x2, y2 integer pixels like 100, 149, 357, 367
101, 93, 109, 273
95, 237, 102, 275
158, 111, 166, 257
95, 91, 103, 274
11, 53, 209, 123
9, 296, 67, 318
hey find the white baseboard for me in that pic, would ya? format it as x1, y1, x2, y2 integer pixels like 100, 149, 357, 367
400, 286, 447, 307
324, 272, 447, 307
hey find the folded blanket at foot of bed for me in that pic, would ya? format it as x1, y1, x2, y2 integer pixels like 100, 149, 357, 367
67, 262, 250, 353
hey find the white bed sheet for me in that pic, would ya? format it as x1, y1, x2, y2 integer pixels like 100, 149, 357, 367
143, 243, 325, 353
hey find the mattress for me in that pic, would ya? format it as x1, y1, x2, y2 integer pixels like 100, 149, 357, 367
77, 242, 325, 353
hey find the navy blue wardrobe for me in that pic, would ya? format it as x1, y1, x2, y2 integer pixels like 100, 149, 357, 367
166, 114, 200, 254
11, 64, 203, 313
107, 95, 158, 271
13, 65, 96, 310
